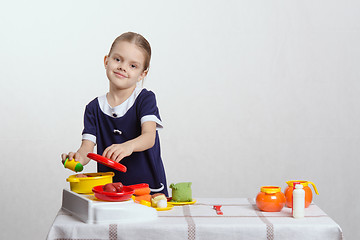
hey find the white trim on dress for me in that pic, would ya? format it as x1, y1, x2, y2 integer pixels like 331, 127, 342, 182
98, 86, 143, 118
82, 133, 96, 144
141, 115, 163, 130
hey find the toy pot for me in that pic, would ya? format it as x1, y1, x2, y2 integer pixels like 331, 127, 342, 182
284, 180, 319, 208
256, 186, 286, 212
66, 172, 114, 194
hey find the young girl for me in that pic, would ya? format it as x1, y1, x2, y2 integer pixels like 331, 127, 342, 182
61, 32, 168, 196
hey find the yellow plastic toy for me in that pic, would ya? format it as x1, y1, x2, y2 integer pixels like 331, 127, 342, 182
66, 172, 114, 194
140, 200, 151, 207
64, 158, 83, 172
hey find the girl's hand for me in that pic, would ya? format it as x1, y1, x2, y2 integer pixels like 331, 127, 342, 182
60, 140, 95, 166
103, 142, 134, 162
61, 152, 84, 165
102, 122, 156, 163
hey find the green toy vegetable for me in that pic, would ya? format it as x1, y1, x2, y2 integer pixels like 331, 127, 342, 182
170, 182, 192, 202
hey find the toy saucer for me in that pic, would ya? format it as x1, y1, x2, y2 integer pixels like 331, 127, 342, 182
168, 198, 197, 205
92, 185, 135, 202
154, 203, 174, 211
87, 153, 127, 172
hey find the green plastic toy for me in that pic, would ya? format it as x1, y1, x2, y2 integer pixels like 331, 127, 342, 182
170, 182, 192, 202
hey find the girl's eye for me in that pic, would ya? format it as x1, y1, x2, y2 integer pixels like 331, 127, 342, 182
115, 58, 121, 62
131, 64, 137, 69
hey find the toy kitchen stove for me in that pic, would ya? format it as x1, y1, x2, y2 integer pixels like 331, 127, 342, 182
62, 153, 157, 224
62, 188, 157, 224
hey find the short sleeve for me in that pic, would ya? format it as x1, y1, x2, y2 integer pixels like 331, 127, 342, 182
138, 91, 163, 129
82, 99, 97, 143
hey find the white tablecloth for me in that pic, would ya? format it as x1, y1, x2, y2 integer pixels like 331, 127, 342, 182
47, 198, 343, 240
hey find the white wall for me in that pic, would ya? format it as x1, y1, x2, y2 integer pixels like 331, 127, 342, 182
0, 0, 359, 239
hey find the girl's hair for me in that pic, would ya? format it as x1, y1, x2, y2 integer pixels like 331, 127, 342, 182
108, 32, 151, 71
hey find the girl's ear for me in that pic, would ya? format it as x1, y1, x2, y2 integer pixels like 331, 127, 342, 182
138, 69, 148, 82
104, 55, 109, 68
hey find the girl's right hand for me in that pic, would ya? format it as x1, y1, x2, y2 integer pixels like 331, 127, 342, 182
61, 152, 83, 165
61, 140, 96, 166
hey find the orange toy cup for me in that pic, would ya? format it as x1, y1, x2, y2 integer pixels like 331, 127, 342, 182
284, 180, 319, 208
256, 186, 286, 212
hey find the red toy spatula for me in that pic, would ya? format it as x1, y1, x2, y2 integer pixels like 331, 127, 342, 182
87, 153, 127, 172
213, 205, 223, 215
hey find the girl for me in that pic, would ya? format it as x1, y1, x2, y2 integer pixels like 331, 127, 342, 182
61, 32, 168, 195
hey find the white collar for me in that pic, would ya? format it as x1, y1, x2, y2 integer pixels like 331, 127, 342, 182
98, 86, 144, 118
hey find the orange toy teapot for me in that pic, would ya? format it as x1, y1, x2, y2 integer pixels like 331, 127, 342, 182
284, 180, 319, 208
256, 186, 286, 212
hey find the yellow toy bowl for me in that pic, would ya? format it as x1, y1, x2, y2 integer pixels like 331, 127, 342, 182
66, 172, 114, 194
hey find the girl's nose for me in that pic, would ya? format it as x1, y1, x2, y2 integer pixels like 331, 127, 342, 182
117, 63, 126, 72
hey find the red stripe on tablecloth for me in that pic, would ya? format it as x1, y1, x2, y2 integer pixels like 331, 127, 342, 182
55, 239, 102, 240
248, 198, 274, 240
159, 215, 328, 218
195, 203, 251, 206
109, 224, 117, 240
183, 205, 196, 240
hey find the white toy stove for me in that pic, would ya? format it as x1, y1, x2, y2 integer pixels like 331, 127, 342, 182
61, 189, 157, 224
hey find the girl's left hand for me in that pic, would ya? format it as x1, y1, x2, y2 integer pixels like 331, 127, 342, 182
103, 142, 134, 162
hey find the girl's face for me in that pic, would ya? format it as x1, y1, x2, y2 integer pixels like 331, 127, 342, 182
104, 41, 148, 92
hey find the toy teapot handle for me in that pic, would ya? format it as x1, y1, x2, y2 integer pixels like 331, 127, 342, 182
307, 181, 319, 195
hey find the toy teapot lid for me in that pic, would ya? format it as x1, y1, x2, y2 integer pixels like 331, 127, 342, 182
286, 180, 318, 195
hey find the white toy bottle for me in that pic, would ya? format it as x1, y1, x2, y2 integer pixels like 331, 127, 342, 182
293, 184, 305, 218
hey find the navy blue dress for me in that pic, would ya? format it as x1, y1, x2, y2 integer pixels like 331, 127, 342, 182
82, 87, 168, 196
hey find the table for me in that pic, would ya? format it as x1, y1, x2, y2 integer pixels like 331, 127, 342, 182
47, 198, 343, 240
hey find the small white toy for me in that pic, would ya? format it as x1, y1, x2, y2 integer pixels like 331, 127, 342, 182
157, 199, 167, 208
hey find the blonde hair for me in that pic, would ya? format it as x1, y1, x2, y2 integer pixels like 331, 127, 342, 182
108, 32, 151, 71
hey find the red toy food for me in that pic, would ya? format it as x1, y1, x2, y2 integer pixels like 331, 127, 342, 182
103, 183, 117, 192
113, 182, 123, 192
102, 182, 124, 193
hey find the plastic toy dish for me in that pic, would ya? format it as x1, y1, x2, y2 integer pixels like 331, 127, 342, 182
154, 203, 174, 211
92, 185, 135, 202
167, 198, 197, 205
87, 153, 127, 172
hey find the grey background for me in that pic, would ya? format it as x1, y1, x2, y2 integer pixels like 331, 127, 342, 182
0, 0, 358, 239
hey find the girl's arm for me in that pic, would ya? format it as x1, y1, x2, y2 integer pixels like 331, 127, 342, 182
102, 121, 157, 162
61, 139, 96, 166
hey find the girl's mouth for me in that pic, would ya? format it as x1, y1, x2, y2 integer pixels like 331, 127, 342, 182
114, 71, 127, 78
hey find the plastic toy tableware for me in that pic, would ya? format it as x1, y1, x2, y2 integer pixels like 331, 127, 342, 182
87, 153, 127, 172
256, 186, 286, 212
284, 180, 319, 208
66, 172, 114, 194
167, 198, 197, 205
92, 185, 135, 202
154, 203, 173, 211
138, 199, 152, 207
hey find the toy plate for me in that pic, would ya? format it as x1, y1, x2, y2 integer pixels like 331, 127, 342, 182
168, 198, 197, 205
154, 203, 173, 211
92, 185, 135, 202
87, 153, 127, 172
